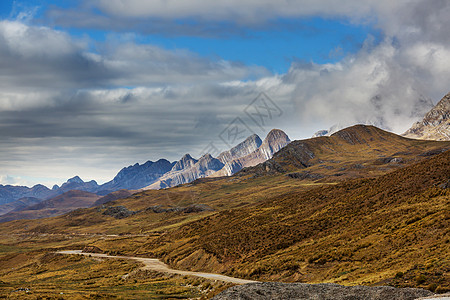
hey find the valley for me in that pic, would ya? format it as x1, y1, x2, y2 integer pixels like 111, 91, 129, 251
0, 125, 449, 298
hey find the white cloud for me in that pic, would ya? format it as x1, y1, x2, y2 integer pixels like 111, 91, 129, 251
0, 174, 36, 187
1, 1, 450, 187
0, 20, 267, 94
286, 38, 447, 133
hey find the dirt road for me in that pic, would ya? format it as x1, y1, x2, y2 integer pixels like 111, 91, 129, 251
57, 250, 257, 284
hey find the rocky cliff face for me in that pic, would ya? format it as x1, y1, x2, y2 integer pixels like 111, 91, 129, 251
212, 129, 290, 177
147, 154, 224, 189
217, 134, 262, 164
171, 154, 198, 171
403, 92, 450, 141
0, 130, 288, 200
258, 129, 291, 160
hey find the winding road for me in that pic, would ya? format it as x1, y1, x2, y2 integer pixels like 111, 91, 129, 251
57, 250, 257, 284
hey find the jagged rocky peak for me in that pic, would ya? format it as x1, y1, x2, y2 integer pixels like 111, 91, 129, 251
172, 153, 198, 171
146, 153, 224, 190
197, 153, 224, 171
99, 158, 174, 192
403, 91, 450, 141
217, 134, 262, 164
211, 129, 291, 178
265, 129, 289, 142
66, 176, 84, 184
259, 129, 291, 160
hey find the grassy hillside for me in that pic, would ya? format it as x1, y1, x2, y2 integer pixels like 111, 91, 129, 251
0, 125, 449, 297
241, 126, 449, 181
146, 149, 450, 292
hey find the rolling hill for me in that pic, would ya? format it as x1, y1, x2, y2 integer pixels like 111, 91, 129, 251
0, 124, 449, 296
147, 147, 450, 291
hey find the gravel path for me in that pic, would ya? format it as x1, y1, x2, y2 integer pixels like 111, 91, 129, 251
57, 250, 257, 284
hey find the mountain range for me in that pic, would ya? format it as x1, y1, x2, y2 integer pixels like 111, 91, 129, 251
1, 124, 448, 295
0, 129, 291, 219
0, 91, 449, 223
147, 129, 290, 189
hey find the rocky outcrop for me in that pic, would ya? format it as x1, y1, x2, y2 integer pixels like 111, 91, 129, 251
82, 246, 103, 253
217, 134, 262, 164
403, 92, 450, 141
212, 129, 291, 177
147, 154, 224, 189
146, 203, 214, 213
102, 205, 136, 219
259, 129, 291, 160
171, 154, 198, 171
212, 282, 434, 300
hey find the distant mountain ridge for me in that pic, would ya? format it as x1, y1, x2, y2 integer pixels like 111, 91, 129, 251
0, 184, 52, 206
146, 154, 225, 189
99, 159, 175, 193
0, 197, 42, 216
0, 190, 101, 223
0, 129, 291, 206
217, 134, 262, 164
146, 129, 290, 189
212, 129, 291, 177
403, 91, 450, 141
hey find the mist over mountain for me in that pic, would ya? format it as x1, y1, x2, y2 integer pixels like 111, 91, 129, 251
403, 92, 450, 141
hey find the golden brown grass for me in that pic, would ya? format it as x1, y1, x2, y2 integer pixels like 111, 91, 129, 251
0, 125, 449, 297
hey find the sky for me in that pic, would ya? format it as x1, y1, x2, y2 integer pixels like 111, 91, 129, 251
0, 0, 449, 187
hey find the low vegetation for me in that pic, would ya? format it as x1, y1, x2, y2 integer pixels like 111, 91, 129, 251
0, 126, 449, 297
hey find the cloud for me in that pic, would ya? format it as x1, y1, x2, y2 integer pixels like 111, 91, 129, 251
0, 20, 266, 94
0, 18, 273, 186
1, 1, 450, 187
67, 0, 386, 23
285, 39, 438, 133
0, 175, 30, 186
43, 0, 412, 37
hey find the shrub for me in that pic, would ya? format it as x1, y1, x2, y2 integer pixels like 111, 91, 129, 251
415, 274, 427, 284
436, 286, 449, 294
427, 283, 438, 292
